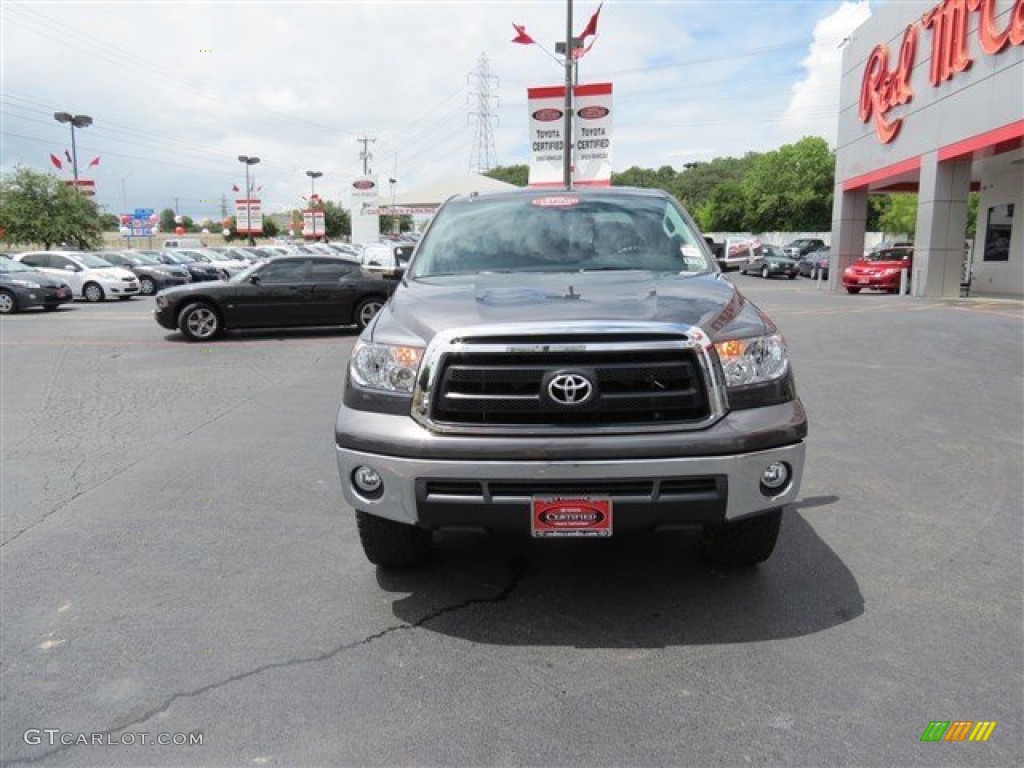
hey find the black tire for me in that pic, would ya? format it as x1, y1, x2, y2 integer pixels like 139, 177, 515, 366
0, 289, 17, 314
177, 302, 222, 341
139, 276, 157, 296
83, 282, 105, 303
354, 296, 385, 331
355, 510, 432, 567
846, 286, 861, 294
701, 508, 782, 566
761, 265, 770, 279
788, 272, 797, 280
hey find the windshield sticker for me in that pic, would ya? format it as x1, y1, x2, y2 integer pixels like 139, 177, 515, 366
531, 196, 579, 208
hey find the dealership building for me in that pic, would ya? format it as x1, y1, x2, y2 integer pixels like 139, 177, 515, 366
831, 0, 1023, 297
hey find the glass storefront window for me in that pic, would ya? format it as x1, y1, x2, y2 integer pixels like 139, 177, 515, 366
982, 204, 1014, 262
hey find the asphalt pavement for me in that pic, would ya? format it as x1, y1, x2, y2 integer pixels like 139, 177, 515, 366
2, 277, 1021, 767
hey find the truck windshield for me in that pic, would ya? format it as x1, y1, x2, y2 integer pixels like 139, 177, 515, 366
410, 193, 712, 277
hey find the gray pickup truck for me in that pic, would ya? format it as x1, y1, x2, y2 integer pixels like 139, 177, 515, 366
335, 187, 807, 567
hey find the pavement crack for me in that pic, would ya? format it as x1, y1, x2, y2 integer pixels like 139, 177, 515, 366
5, 559, 528, 766
1, 379, 287, 548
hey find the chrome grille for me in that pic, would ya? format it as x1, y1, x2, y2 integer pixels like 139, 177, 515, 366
412, 323, 725, 434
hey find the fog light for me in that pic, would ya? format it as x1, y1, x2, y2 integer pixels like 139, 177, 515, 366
760, 462, 790, 494
352, 465, 383, 496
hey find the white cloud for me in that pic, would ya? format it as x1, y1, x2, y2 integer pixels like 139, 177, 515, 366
780, 1, 872, 145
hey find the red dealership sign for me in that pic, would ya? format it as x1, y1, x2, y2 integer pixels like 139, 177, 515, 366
860, 0, 1024, 143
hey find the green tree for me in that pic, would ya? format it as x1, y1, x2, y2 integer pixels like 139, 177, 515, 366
0, 166, 104, 249
674, 154, 759, 211
877, 193, 917, 237
320, 199, 351, 239
704, 183, 749, 232
484, 165, 528, 187
262, 217, 279, 238
159, 207, 176, 232
99, 213, 120, 231
742, 137, 835, 231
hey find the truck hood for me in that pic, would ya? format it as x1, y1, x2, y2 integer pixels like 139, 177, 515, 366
371, 271, 770, 346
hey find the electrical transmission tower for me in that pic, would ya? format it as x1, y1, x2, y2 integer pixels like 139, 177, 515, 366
467, 53, 499, 173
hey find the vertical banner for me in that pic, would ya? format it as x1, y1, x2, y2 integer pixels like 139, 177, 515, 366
235, 199, 263, 234
302, 209, 326, 239
527, 86, 568, 188
527, 83, 613, 188
573, 82, 613, 187
351, 175, 380, 244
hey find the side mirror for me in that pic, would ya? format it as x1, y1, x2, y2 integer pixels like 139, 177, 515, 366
64, 264, 80, 272
249, 274, 261, 285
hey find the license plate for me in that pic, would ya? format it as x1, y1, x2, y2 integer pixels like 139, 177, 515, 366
531, 496, 612, 538
858, 278, 871, 284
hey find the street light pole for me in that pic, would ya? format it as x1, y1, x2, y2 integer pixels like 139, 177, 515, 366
306, 170, 323, 240
238, 155, 260, 245
53, 112, 93, 183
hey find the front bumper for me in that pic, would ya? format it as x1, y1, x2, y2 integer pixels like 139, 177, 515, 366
336, 400, 806, 529
101, 280, 140, 296
843, 272, 898, 290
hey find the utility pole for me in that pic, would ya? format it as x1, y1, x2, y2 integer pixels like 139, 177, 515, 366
357, 136, 376, 175
467, 53, 499, 173
563, 0, 574, 188
220, 194, 228, 219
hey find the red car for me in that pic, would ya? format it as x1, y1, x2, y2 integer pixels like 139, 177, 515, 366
842, 247, 914, 294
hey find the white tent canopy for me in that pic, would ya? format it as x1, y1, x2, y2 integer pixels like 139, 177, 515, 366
373, 173, 519, 209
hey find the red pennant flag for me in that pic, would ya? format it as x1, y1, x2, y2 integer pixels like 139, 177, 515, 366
512, 23, 535, 45
88, 156, 100, 168
49, 153, 63, 170
578, 3, 602, 40
572, 36, 597, 59
64, 149, 73, 164
232, 184, 240, 192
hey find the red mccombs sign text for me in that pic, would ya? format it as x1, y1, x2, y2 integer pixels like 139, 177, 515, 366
860, 0, 1024, 143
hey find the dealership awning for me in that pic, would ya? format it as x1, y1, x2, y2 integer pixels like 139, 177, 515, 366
372, 173, 520, 210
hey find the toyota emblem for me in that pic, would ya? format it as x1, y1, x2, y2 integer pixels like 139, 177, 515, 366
548, 373, 594, 406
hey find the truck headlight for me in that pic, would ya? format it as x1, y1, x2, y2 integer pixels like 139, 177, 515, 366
714, 334, 789, 387
350, 341, 423, 393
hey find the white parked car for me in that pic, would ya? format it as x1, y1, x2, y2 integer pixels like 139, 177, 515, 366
358, 242, 413, 278
14, 250, 140, 302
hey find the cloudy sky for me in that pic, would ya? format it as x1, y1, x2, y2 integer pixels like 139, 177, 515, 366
1, 0, 872, 222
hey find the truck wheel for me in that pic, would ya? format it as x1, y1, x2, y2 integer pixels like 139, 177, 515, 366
701, 508, 782, 566
355, 510, 431, 567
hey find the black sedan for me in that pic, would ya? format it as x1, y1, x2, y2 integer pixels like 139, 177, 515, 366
797, 247, 831, 279
740, 244, 799, 279
146, 250, 221, 282
100, 251, 191, 295
154, 255, 396, 341
0, 258, 73, 313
